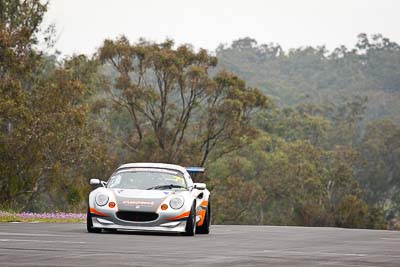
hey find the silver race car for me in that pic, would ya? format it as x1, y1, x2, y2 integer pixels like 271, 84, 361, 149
87, 163, 211, 235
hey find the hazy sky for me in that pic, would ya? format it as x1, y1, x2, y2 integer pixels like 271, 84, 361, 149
44, 0, 400, 55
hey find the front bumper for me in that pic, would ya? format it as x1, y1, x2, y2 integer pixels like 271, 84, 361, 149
89, 206, 191, 233
92, 216, 187, 232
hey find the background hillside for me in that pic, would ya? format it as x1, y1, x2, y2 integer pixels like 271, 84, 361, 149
216, 36, 400, 125
210, 36, 400, 227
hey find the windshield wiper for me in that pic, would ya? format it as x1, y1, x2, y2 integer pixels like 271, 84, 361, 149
146, 184, 186, 190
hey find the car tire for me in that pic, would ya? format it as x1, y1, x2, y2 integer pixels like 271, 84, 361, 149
184, 203, 196, 236
196, 199, 211, 234
87, 208, 102, 233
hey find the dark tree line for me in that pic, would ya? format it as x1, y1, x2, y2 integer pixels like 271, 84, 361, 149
212, 36, 400, 228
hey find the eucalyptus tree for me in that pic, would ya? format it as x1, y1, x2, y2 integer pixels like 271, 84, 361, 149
99, 37, 269, 166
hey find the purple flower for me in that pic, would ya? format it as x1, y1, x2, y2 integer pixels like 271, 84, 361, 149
1, 211, 85, 220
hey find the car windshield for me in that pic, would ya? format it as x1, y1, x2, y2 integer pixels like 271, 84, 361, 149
107, 168, 187, 190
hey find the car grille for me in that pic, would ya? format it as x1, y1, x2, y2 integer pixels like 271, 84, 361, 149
116, 211, 159, 222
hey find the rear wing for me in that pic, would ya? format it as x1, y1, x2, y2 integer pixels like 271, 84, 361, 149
186, 167, 205, 176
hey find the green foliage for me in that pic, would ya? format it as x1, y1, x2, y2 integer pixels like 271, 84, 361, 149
359, 119, 400, 210
216, 39, 400, 227
98, 37, 269, 166
0, 1, 115, 211
210, 127, 376, 228
217, 34, 400, 124
0, 1, 398, 229
336, 195, 369, 228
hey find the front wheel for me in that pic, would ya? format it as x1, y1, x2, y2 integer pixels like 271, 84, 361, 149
184, 203, 196, 236
87, 208, 101, 233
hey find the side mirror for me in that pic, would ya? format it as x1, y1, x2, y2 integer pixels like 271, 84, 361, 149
194, 183, 206, 190
90, 178, 101, 185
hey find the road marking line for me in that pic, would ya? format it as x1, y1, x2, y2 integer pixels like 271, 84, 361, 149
0, 232, 69, 237
342, 253, 367, 256
0, 239, 85, 244
262, 250, 367, 257
381, 238, 400, 241
324, 265, 376, 267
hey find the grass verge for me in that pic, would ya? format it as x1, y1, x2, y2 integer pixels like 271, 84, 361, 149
0, 211, 85, 223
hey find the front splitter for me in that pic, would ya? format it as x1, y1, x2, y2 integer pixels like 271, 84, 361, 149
92, 218, 187, 233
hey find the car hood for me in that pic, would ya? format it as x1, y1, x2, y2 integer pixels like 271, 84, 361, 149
111, 188, 178, 212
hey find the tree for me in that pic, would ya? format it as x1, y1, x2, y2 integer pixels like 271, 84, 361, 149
216, 35, 400, 123
358, 119, 400, 210
98, 37, 270, 166
0, 0, 48, 208
209, 124, 373, 228
0, 1, 114, 211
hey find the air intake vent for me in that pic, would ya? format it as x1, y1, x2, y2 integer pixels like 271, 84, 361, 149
116, 211, 158, 222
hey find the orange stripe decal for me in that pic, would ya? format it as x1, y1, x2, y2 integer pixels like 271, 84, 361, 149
200, 201, 208, 207
90, 208, 109, 217
167, 211, 190, 221
197, 210, 206, 226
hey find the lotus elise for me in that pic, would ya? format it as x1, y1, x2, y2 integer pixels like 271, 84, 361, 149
87, 163, 211, 235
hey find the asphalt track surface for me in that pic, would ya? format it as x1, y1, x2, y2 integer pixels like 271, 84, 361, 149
0, 223, 399, 266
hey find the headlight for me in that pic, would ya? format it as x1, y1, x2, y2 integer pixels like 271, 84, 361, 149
169, 196, 184, 210
95, 193, 109, 206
